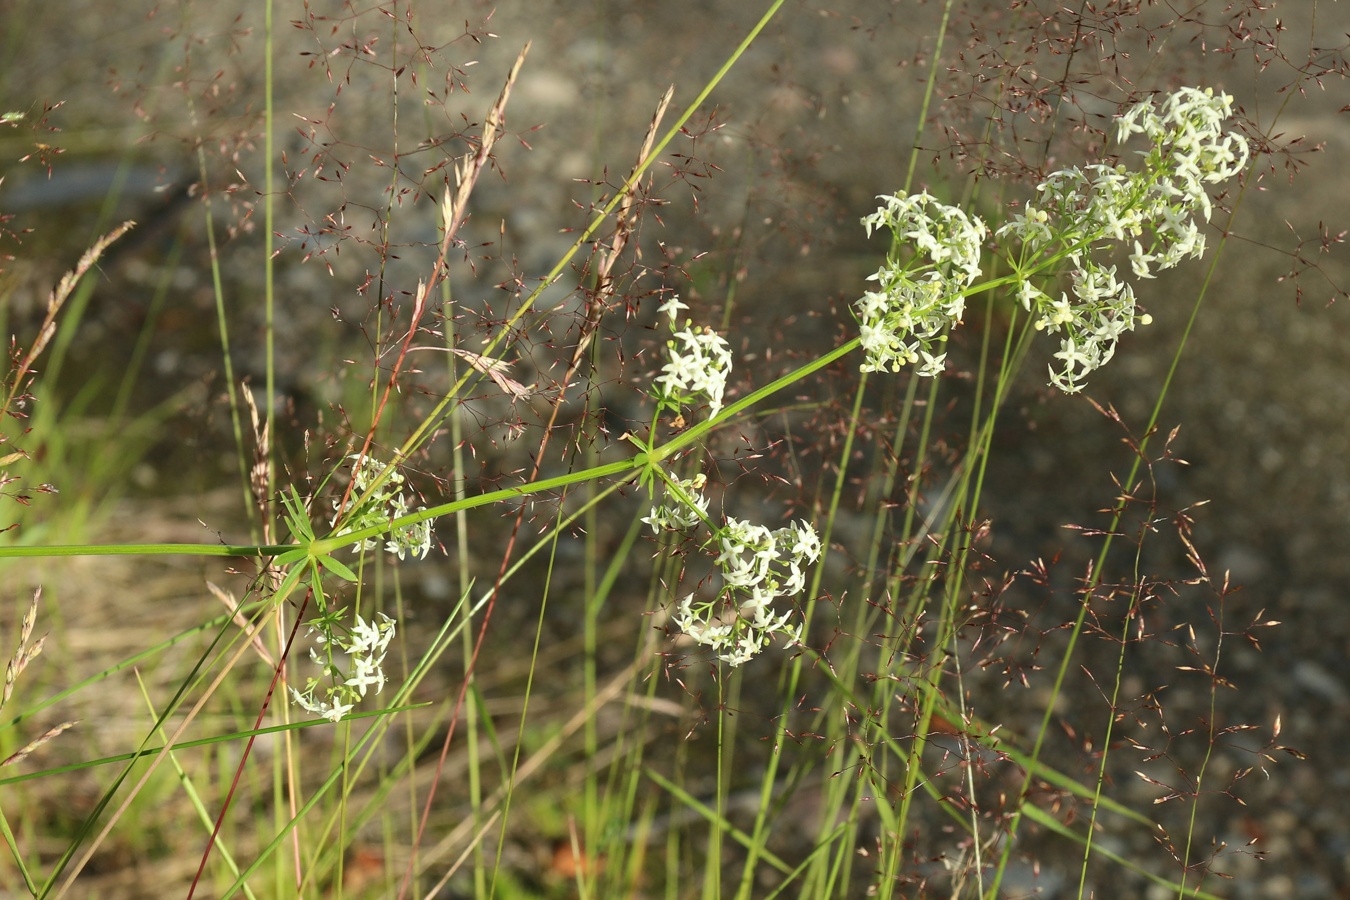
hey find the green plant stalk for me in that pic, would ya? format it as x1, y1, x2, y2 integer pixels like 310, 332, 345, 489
595, 515, 678, 896
1177, 590, 1228, 896
734, 364, 866, 897
0, 804, 36, 895
421, 645, 646, 894
108, 239, 179, 423
215, 702, 394, 899
645, 767, 793, 876
734, 271, 1031, 893
403, 483, 626, 886
869, 299, 1026, 885
584, 515, 647, 883
0, 335, 861, 567
442, 274, 489, 896
0, 703, 428, 791
945, 290, 1013, 893
896, 280, 1025, 862
1078, 542, 1150, 894
580, 302, 609, 897
262, 0, 277, 539
882, 315, 1030, 887
901, 0, 958, 191
794, 644, 1153, 826
135, 670, 260, 900
300, 587, 477, 893
862, 367, 945, 896
1027, 802, 1224, 900
882, 271, 1015, 893
489, 507, 563, 897
189, 91, 254, 533
194, 583, 470, 895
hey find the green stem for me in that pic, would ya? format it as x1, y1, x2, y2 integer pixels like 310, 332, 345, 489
1, 336, 860, 563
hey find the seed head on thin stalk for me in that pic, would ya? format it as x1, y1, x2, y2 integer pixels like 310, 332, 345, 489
2, 588, 45, 712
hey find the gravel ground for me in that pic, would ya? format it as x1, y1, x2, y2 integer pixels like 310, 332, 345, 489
3, 1, 1348, 896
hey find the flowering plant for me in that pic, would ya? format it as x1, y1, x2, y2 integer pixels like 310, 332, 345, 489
646, 472, 820, 666
281, 455, 430, 720
859, 87, 1248, 393
651, 295, 734, 420
640, 301, 821, 666
333, 454, 433, 561
856, 192, 988, 377
289, 611, 396, 723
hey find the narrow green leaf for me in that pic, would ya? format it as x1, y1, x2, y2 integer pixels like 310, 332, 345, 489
644, 767, 793, 876
315, 553, 358, 582
273, 548, 308, 567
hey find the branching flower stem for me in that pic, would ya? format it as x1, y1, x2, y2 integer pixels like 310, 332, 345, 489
0, 332, 855, 565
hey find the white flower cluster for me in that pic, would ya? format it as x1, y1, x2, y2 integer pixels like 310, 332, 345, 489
647, 476, 821, 666
652, 296, 734, 420
998, 87, 1249, 392
289, 612, 396, 722
855, 192, 989, 377
1116, 87, 1250, 219
333, 454, 432, 560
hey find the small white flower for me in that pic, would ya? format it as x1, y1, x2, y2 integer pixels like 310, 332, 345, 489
322, 700, 354, 723
658, 294, 690, 324
1129, 241, 1155, 279
344, 656, 386, 698
723, 636, 758, 667
349, 612, 395, 655
917, 349, 947, 378
786, 520, 822, 562
1054, 336, 1093, 372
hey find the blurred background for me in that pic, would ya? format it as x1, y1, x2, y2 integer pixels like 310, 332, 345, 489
2, 0, 1348, 895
